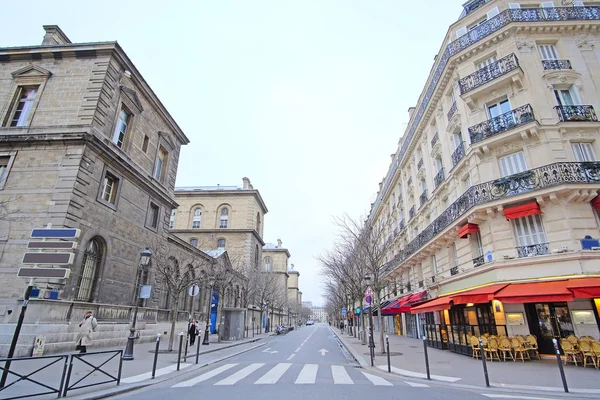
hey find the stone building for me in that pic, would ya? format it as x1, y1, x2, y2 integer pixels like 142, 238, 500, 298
262, 240, 291, 326
287, 266, 301, 317
367, 1, 600, 356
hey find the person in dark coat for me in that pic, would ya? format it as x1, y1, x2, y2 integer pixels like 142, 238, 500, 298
189, 319, 198, 346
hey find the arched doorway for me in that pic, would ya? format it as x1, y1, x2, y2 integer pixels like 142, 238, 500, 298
76, 238, 104, 302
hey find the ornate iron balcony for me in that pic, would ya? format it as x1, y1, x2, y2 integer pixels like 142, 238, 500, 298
400, 220, 405, 230
468, 104, 535, 144
394, 228, 398, 237
459, 54, 520, 95
473, 255, 485, 268
447, 102, 457, 121
419, 190, 428, 207
555, 105, 598, 122
409, 206, 415, 219
417, 158, 424, 170
434, 168, 445, 188
451, 142, 465, 166
383, 162, 600, 272
431, 132, 439, 147
450, 266, 459, 276
542, 59, 572, 70
462, 0, 491, 17
516, 243, 550, 258
407, 177, 413, 187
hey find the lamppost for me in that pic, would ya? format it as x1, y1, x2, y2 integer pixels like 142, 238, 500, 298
364, 274, 375, 367
123, 248, 152, 361
202, 277, 216, 345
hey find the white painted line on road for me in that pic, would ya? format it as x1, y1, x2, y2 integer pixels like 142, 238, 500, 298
287, 354, 296, 361
295, 364, 318, 384
492, 382, 600, 394
123, 363, 192, 383
214, 363, 265, 386
172, 364, 237, 387
377, 365, 461, 382
254, 363, 292, 384
361, 372, 393, 386
331, 365, 353, 385
482, 395, 548, 400
295, 347, 301, 353
404, 381, 430, 388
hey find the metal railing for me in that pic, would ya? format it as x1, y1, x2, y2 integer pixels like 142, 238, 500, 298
417, 158, 424, 170
407, 176, 412, 187
459, 54, 520, 95
462, 0, 492, 17
431, 132, 439, 147
451, 142, 466, 166
434, 168, 445, 188
409, 206, 415, 219
0, 354, 68, 400
472, 255, 485, 267
542, 59, 572, 70
400, 220, 405, 230
447, 101, 458, 121
468, 104, 535, 144
62, 350, 123, 397
419, 190, 428, 207
450, 266, 459, 276
555, 105, 598, 122
516, 242, 550, 258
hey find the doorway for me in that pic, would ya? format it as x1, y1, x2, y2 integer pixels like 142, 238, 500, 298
525, 303, 575, 354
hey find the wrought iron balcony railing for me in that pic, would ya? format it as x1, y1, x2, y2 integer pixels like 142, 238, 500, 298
462, 0, 491, 17
447, 102, 458, 122
473, 255, 485, 268
450, 266, 459, 276
394, 228, 398, 237
400, 220, 405, 230
417, 158, 424, 170
516, 243, 550, 258
370, 7, 600, 221
555, 105, 598, 122
434, 168, 445, 188
431, 132, 439, 147
542, 59, 572, 70
381, 162, 600, 273
409, 206, 415, 219
459, 54, 520, 95
407, 177, 413, 187
419, 190, 428, 207
451, 142, 466, 166
468, 104, 535, 144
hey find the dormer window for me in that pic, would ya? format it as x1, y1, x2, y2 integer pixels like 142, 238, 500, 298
112, 107, 131, 148
9, 87, 38, 127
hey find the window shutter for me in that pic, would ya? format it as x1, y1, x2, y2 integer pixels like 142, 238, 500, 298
541, 1, 555, 8
573, 1, 584, 6
499, 151, 527, 176
513, 214, 546, 246
487, 6, 500, 19
508, 3, 521, 8
572, 142, 595, 161
456, 26, 468, 39
538, 45, 558, 60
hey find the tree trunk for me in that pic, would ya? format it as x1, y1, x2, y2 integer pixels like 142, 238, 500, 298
168, 297, 180, 351
375, 292, 386, 354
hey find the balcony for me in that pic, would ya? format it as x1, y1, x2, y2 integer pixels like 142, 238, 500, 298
431, 132, 439, 147
409, 206, 415, 220
447, 102, 457, 122
468, 104, 535, 144
462, 0, 491, 17
451, 142, 466, 167
450, 266, 459, 276
542, 59, 572, 70
472, 255, 485, 268
394, 228, 398, 237
459, 54, 520, 95
417, 158, 424, 170
516, 243, 550, 258
407, 177, 413, 187
419, 190, 428, 207
400, 220, 405, 230
555, 105, 598, 122
434, 168, 445, 189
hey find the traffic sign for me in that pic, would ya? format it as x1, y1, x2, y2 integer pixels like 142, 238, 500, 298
355, 307, 361, 314
341, 307, 347, 316
30, 228, 80, 239
22, 252, 74, 265
17, 267, 70, 279
27, 241, 77, 250
139, 285, 152, 299
189, 284, 200, 297
364, 285, 374, 296
365, 295, 372, 304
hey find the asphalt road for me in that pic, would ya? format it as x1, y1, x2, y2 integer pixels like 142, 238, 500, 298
112, 324, 565, 400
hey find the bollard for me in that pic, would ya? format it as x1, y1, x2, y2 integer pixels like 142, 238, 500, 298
552, 338, 569, 393
386, 335, 391, 373
195, 333, 201, 364
151, 334, 160, 379
422, 336, 430, 380
177, 332, 184, 371
368, 326, 375, 367
479, 338, 490, 387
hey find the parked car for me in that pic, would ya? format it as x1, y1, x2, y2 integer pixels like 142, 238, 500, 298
306, 320, 314, 325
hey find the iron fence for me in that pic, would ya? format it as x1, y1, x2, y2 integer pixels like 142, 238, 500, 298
542, 59, 572, 70
555, 105, 598, 122
468, 104, 535, 144
0, 354, 68, 400
62, 350, 123, 397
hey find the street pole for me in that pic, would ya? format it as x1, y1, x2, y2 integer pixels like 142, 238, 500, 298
368, 298, 375, 366
123, 284, 141, 361
202, 284, 214, 345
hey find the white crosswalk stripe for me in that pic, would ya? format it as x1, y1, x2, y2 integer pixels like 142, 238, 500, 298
214, 363, 265, 386
295, 364, 318, 384
254, 363, 292, 384
331, 365, 353, 385
173, 364, 238, 387
405, 381, 430, 388
361, 371, 393, 386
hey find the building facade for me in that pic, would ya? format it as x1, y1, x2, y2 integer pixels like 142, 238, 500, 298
368, 1, 600, 355
262, 240, 291, 326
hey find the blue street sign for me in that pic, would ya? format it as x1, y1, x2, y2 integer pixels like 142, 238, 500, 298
355, 307, 361, 315
341, 307, 347, 316
31, 228, 80, 239
365, 295, 372, 304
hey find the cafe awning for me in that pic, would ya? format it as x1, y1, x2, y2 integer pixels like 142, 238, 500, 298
382, 291, 426, 315
592, 196, 600, 211
410, 296, 452, 314
458, 223, 479, 239
494, 280, 573, 304
451, 284, 508, 305
503, 202, 542, 221
567, 277, 600, 299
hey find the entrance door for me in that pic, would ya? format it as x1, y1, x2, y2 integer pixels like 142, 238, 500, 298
406, 314, 418, 338
526, 303, 575, 354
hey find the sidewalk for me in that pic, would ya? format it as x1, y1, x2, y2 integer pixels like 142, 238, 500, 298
333, 328, 600, 396
1, 331, 275, 400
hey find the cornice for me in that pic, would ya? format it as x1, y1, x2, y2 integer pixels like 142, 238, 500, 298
171, 228, 266, 246
174, 189, 269, 214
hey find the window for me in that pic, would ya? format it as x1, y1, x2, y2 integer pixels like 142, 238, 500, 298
0, 156, 10, 185
435, 157, 443, 173
9, 87, 37, 127
169, 209, 175, 229
499, 151, 527, 177
572, 142, 596, 161
217, 238, 226, 248
264, 256, 272, 271
477, 55, 497, 70
190, 238, 198, 248
75, 238, 103, 302
220, 208, 229, 228
538, 44, 558, 60
554, 87, 581, 106
112, 107, 131, 148
463, 175, 472, 191
142, 135, 149, 153
192, 208, 201, 229
154, 147, 168, 182
147, 202, 159, 229
487, 98, 512, 119
101, 172, 119, 205
452, 131, 463, 150
512, 214, 547, 248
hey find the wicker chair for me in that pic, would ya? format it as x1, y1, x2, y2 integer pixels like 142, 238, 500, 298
499, 337, 515, 362
525, 334, 540, 360
511, 337, 530, 362
470, 335, 481, 359
486, 337, 501, 362
579, 340, 597, 368
591, 342, 600, 369
566, 335, 579, 349
560, 339, 579, 366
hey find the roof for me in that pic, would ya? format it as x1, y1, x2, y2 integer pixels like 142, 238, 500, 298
202, 249, 226, 258
175, 185, 248, 191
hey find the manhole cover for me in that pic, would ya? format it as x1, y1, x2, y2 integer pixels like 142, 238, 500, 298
363, 352, 403, 356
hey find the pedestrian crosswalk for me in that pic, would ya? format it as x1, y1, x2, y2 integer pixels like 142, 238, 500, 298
171, 363, 411, 387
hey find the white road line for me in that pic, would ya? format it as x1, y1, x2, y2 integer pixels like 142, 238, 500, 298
124, 363, 192, 383
295, 347, 301, 352
295, 364, 318, 384
377, 365, 461, 382
482, 395, 548, 400
361, 372, 393, 386
214, 363, 265, 386
254, 363, 292, 384
286, 354, 295, 361
172, 364, 237, 387
331, 365, 353, 385
405, 381, 430, 388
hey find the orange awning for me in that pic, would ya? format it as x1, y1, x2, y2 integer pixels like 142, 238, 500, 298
504, 202, 542, 221
458, 223, 479, 239
592, 196, 600, 211
494, 280, 573, 304
567, 277, 600, 299
452, 284, 508, 305
410, 296, 452, 314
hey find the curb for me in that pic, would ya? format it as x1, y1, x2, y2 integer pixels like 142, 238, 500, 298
328, 326, 368, 367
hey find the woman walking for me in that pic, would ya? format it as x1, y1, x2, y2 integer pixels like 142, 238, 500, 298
76, 311, 97, 353
189, 319, 198, 346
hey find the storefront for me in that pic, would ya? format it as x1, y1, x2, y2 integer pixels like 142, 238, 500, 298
381, 291, 426, 338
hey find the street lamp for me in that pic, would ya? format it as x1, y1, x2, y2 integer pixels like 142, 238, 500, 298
364, 274, 375, 367
202, 277, 216, 345
123, 247, 152, 361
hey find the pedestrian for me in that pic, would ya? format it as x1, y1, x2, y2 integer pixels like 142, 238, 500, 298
189, 319, 198, 346
339, 320, 344, 333
75, 311, 97, 354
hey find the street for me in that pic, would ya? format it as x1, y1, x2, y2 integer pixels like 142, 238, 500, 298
112, 324, 556, 400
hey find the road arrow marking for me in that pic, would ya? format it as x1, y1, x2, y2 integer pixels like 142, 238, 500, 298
261, 348, 278, 354
319, 348, 329, 356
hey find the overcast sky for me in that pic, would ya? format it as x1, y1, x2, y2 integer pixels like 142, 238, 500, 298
2, 0, 466, 306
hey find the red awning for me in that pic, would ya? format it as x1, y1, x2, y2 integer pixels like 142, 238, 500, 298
458, 223, 479, 239
567, 277, 600, 299
411, 296, 452, 314
504, 202, 542, 221
494, 280, 573, 304
592, 196, 600, 211
382, 291, 426, 314
451, 284, 508, 305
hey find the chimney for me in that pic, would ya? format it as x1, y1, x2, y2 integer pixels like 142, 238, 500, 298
408, 107, 416, 119
277, 239, 282, 248
242, 177, 250, 189
291, 264, 294, 270
42, 25, 72, 46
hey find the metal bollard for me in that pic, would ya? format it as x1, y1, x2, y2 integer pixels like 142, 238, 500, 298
152, 334, 160, 379
422, 336, 430, 380
479, 338, 490, 387
183, 333, 189, 362
386, 335, 391, 373
552, 338, 569, 393
177, 332, 184, 371
195, 333, 201, 364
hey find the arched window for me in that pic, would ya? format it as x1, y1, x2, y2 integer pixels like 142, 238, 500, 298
256, 212, 261, 233
190, 238, 198, 247
220, 208, 229, 228
76, 238, 103, 302
264, 256, 272, 271
192, 208, 201, 229
169, 209, 176, 229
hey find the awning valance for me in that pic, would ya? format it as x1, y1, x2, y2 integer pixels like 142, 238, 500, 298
382, 291, 426, 315
411, 296, 452, 314
592, 196, 600, 211
567, 277, 600, 299
494, 280, 573, 304
503, 202, 542, 221
451, 284, 508, 305
458, 223, 479, 239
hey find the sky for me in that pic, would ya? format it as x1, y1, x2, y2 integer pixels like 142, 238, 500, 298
1, 0, 466, 306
